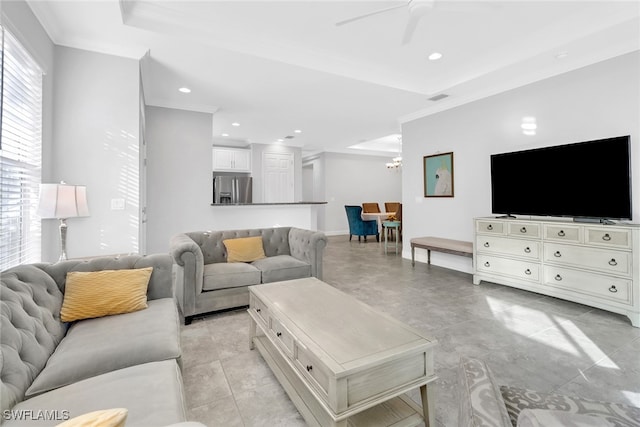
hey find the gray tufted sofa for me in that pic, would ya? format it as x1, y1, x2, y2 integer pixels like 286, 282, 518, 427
0, 254, 200, 427
170, 227, 327, 325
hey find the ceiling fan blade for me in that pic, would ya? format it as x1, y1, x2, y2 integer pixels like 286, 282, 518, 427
401, 14, 421, 45
336, 3, 408, 26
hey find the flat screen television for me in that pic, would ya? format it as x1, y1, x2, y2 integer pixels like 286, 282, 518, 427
491, 135, 632, 221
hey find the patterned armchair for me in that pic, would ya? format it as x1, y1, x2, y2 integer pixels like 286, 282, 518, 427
458, 357, 640, 426
345, 205, 379, 242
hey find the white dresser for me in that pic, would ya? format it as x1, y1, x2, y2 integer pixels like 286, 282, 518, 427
473, 217, 640, 327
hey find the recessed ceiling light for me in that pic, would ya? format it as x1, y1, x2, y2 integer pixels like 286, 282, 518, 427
221, 133, 229, 137
294, 129, 302, 134
232, 122, 240, 127
428, 52, 443, 61
555, 51, 569, 59
178, 87, 191, 93
277, 138, 284, 142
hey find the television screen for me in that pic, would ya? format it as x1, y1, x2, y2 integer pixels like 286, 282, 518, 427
491, 136, 632, 220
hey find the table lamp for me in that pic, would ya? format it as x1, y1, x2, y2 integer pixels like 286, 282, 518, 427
38, 182, 90, 261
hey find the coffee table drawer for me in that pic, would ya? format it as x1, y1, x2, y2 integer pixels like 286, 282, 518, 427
250, 294, 269, 326
295, 341, 330, 396
270, 317, 295, 357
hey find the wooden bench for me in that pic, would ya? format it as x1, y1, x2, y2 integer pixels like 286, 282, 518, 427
410, 236, 473, 266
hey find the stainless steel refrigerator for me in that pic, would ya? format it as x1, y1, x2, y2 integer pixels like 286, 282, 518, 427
213, 175, 253, 204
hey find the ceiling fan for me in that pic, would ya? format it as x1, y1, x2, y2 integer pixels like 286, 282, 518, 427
335, 0, 471, 45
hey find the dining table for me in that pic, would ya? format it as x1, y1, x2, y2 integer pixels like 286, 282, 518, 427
362, 211, 395, 233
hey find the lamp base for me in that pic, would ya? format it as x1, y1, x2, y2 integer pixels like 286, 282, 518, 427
58, 218, 68, 262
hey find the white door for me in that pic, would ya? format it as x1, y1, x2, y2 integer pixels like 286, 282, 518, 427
263, 152, 294, 202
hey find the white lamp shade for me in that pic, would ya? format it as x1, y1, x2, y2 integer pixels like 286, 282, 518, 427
38, 183, 90, 219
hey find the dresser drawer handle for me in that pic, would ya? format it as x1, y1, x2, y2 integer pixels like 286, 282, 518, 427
608, 259, 618, 266
487, 224, 493, 230
524, 269, 531, 275
554, 251, 562, 257
524, 247, 531, 253
555, 274, 562, 281
609, 285, 618, 293
484, 242, 490, 247
558, 230, 565, 237
602, 233, 611, 241
306, 365, 313, 372
256, 308, 261, 313
520, 227, 527, 233
484, 261, 490, 267
276, 332, 282, 337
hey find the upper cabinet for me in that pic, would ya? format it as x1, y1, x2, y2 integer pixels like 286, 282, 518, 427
212, 147, 252, 172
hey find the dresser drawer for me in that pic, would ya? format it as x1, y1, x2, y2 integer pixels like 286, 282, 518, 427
250, 294, 269, 326
294, 341, 330, 396
544, 224, 581, 242
544, 243, 631, 276
476, 255, 539, 282
476, 236, 540, 260
585, 227, 632, 249
507, 222, 540, 238
476, 220, 504, 234
543, 266, 631, 305
270, 317, 295, 358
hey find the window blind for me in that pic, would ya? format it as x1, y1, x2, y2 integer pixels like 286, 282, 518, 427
0, 26, 44, 270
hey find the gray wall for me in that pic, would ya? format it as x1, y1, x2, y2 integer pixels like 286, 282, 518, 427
145, 106, 214, 254
51, 46, 140, 260
402, 51, 640, 272
319, 152, 403, 235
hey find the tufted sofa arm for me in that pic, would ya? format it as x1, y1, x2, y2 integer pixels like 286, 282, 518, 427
288, 227, 328, 279
169, 234, 205, 318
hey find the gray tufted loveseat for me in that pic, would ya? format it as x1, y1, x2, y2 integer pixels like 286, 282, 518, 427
170, 227, 327, 324
0, 254, 200, 427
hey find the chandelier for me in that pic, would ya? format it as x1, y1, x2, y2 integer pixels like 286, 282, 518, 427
386, 135, 402, 169
386, 156, 402, 169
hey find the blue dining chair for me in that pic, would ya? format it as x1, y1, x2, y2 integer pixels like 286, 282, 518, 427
345, 205, 379, 242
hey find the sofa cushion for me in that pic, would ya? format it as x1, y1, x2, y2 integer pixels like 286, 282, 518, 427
60, 267, 152, 322
501, 386, 640, 427
223, 236, 266, 263
458, 357, 512, 427
516, 409, 615, 427
5, 360, 186, 427
202, 262, 261, 291
26, 298, 180, 397
252, 255, 311, 283
1, 266, 68, 413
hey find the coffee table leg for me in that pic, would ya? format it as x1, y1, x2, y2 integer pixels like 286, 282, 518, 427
249, 316, 256, 350
420, 384, 435, 427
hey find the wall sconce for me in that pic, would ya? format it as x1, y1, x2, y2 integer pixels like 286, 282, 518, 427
38, 182, 90, 261
521, 117, 537, 136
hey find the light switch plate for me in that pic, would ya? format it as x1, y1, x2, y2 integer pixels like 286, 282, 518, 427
111, 198, 125, 210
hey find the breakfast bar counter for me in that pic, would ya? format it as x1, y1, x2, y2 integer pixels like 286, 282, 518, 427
209, 202, 327, 231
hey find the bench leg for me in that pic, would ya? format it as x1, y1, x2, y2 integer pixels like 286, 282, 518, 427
411, 246, 415, 266
427, 249, 431, 264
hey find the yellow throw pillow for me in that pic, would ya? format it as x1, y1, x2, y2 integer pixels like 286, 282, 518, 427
56, 408, 127, 427
61, 267, 153, 322
223, 236, 266, 263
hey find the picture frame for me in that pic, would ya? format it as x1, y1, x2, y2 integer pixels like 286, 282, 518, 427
423, 152, 454, 197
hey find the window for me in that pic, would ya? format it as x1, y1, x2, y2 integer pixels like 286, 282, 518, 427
0, 26, 44, 270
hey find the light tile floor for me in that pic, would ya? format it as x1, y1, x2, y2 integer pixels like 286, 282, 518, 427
182, 235, 640, 426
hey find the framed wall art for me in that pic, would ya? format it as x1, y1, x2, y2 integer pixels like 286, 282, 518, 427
423, 152, 454, 197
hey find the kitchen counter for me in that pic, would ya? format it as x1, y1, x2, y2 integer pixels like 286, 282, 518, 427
210, 201, 327, 206
207, 202, 326, 230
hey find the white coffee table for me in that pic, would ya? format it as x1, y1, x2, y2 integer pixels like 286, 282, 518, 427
248, 277, 438, 427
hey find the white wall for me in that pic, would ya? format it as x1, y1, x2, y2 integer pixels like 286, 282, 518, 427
145, 106, 214, 253
50, 47, 140, 261
321, 152, 402, 235
402, 52, 640, 273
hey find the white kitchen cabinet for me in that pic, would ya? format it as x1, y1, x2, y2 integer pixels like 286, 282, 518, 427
212, 147, 252, 172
